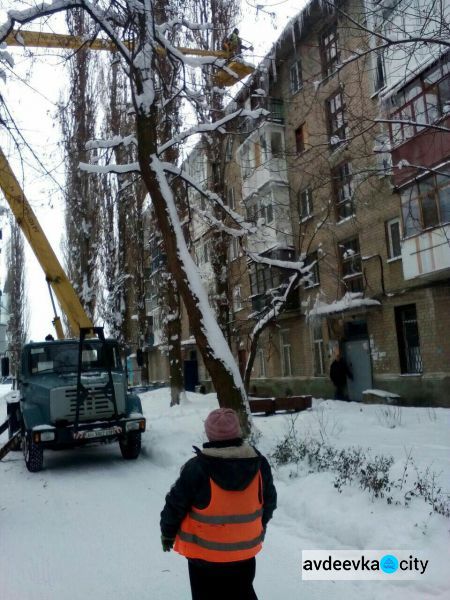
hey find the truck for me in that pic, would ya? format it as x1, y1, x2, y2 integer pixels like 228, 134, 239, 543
0, 137, 146, 472
3, 329, 146, 471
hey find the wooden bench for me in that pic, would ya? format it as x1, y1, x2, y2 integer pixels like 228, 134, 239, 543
249, 395, 312, 415
362, 389, 401, 405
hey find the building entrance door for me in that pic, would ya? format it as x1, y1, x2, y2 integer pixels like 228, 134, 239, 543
343, 338, 372, 401
184, 351, 199, 392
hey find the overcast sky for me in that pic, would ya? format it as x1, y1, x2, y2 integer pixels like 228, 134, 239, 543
0, 0, 304, 341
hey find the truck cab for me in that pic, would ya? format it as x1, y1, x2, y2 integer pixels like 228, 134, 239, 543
6, 336, 146, 472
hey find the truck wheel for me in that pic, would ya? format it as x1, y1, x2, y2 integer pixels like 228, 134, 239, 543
24, 435, 44, 472
119, 432, 141, 460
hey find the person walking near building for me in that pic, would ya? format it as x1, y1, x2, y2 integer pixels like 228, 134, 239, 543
329, 350, 353, 400
160, 407, 277, 600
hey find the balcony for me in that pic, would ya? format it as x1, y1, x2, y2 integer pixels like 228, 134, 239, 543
237, 122, 288, 201
391, 115, 450, 187
250, 96, 284, 123
245, 184, 293, 255
401, 225, 450, 280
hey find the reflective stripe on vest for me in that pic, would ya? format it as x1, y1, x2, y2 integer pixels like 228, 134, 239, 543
174, 470, 264, 563
188, 508, 263, 525
177, 531, 264, 552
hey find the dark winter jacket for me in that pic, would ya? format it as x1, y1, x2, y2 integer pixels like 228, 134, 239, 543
329, 357, 352, 387
160, 439, 277, 540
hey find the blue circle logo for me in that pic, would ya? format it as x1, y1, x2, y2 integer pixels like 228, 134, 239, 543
380, 554, 399, 574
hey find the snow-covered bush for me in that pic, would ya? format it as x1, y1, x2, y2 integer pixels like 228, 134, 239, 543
376, 405, 402, 429
271, 428, 450, 517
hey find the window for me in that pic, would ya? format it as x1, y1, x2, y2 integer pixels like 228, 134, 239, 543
295, 123, 308, 153
240, 143, 252, 179
249, 248, 299, 312
29, 341, 122, 375
280, 330, 292, 376
374, 48, 386, 92
197, 241, 210, 265
233, 286, 243, 312
326, 89, 348, 148
247, 198, 272, 225
260, 133, 268, 162
298, 187, 313, 220
246, 203, 257, 224
257, 349, 266, 378
192, 155, 207, 187
312, 322, 325, 376
229, 237, 240, 261
374, 134, 392, 176
395, 304, 423, 374
332, 162, 354, 220
401, 167, 450, 237
249, 263, 273, 296
226, 187, 236, 210
389, 53, 450, 145
386, 218, 402, 259
290, 59, 302, 94
320, 22, 339, 77
339, 238, 363, 293
225, 137, 233, 161
303, 251, 320, 288
270, 131, 283, 157
260, 194, 274, 224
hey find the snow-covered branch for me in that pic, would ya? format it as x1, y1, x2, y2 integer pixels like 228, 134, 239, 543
158, 108, 269, 155
79, 161, 140, 174
247, 252, 307, 274
161, 161, 256, 234
86, 134, 137, 150
192, 206, 250, 238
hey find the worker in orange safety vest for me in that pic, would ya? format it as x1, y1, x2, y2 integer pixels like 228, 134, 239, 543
160, 407, 277, 600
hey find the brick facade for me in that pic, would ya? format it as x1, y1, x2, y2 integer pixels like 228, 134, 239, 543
143, 0, 450, 406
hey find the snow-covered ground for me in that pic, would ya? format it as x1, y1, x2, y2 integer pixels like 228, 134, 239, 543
0, 384, 449, 599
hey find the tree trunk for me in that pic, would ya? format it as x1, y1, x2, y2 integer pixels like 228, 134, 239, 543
135, 106, 250, 434
165, 275, 184, 406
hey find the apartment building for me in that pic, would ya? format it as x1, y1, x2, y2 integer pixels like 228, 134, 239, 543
144, 0, 450, 405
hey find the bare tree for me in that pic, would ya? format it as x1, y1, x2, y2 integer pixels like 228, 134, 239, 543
1, 0, 260, 432
59, 7, 101, 324
6, 216, 28, 379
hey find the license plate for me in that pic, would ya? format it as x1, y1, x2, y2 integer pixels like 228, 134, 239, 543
73, 426, 121, 440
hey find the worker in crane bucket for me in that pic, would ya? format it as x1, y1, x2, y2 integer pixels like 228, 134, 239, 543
160, 407, 277, 600
222, 28, 253, 57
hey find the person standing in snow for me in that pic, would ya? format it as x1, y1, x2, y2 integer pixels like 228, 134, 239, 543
160, 407, 277, 600
329, 349, 353, 400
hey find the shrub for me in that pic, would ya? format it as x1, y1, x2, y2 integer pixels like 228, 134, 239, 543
271, 426, 449, 518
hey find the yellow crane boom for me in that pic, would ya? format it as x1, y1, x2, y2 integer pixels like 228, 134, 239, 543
0, 147, 94, 338
5, 29, 225, 56
5, 30, 254, 86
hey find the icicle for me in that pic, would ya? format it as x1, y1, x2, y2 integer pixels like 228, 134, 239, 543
271, 54, 277, 83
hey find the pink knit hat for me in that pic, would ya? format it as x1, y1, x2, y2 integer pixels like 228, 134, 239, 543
204, 408, 242, 441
